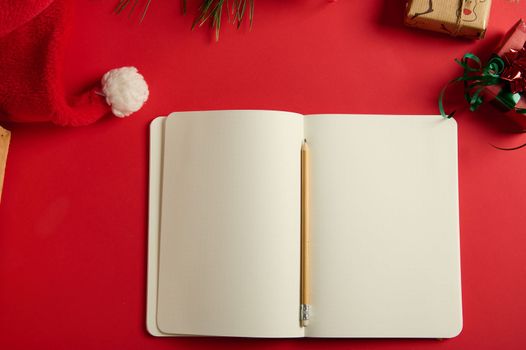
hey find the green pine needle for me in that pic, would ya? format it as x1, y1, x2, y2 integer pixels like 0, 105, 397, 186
115, 0, 254, 40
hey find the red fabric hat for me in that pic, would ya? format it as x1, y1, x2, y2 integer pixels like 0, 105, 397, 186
0, 0, 148, 126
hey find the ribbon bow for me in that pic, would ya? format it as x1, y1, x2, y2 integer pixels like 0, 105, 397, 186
439, 50, 526, 150
439, 53, 507, 118
439, 49, 526, 118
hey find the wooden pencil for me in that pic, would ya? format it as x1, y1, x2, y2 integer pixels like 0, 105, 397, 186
0, 126, 11, 204
300, 139, 311, 327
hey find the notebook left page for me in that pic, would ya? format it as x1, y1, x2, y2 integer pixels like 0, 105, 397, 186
154, 110, 305, 337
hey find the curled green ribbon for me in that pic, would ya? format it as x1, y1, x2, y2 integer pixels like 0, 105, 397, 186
439, 53, 526, 150
439, 53, 506, 118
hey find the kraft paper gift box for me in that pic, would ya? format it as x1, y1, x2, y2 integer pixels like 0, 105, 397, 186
405, 0, 491, 39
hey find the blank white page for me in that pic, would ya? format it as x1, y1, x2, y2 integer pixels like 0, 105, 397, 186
304, 115, 462, 338
157, 110, 304, 337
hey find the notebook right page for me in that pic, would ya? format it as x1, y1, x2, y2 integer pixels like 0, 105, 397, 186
304, 115, 461, 338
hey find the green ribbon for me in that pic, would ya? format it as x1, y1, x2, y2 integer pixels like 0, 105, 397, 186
438, 53, 524, 118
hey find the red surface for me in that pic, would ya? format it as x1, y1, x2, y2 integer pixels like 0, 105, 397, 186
1, 0, 526, 349
0, 0, 113, 126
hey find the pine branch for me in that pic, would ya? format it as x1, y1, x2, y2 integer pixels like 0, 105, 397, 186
114, 0, 254, 40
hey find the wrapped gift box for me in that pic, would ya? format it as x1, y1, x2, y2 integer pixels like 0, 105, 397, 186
485, 19, 526, 128
405, 0, 491, 39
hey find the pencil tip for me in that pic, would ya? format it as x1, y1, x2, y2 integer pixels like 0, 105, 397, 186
304, 138, 307, 143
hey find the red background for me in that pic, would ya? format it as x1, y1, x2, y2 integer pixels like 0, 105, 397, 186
1, 0, 526, 349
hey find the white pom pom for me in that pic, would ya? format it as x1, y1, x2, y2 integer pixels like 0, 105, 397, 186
101, 67, 149, 118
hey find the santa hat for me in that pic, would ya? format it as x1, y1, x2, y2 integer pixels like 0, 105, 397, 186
0, 0, 148, 126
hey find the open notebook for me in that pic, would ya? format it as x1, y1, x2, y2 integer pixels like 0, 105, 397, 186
148, 111, 462, 338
